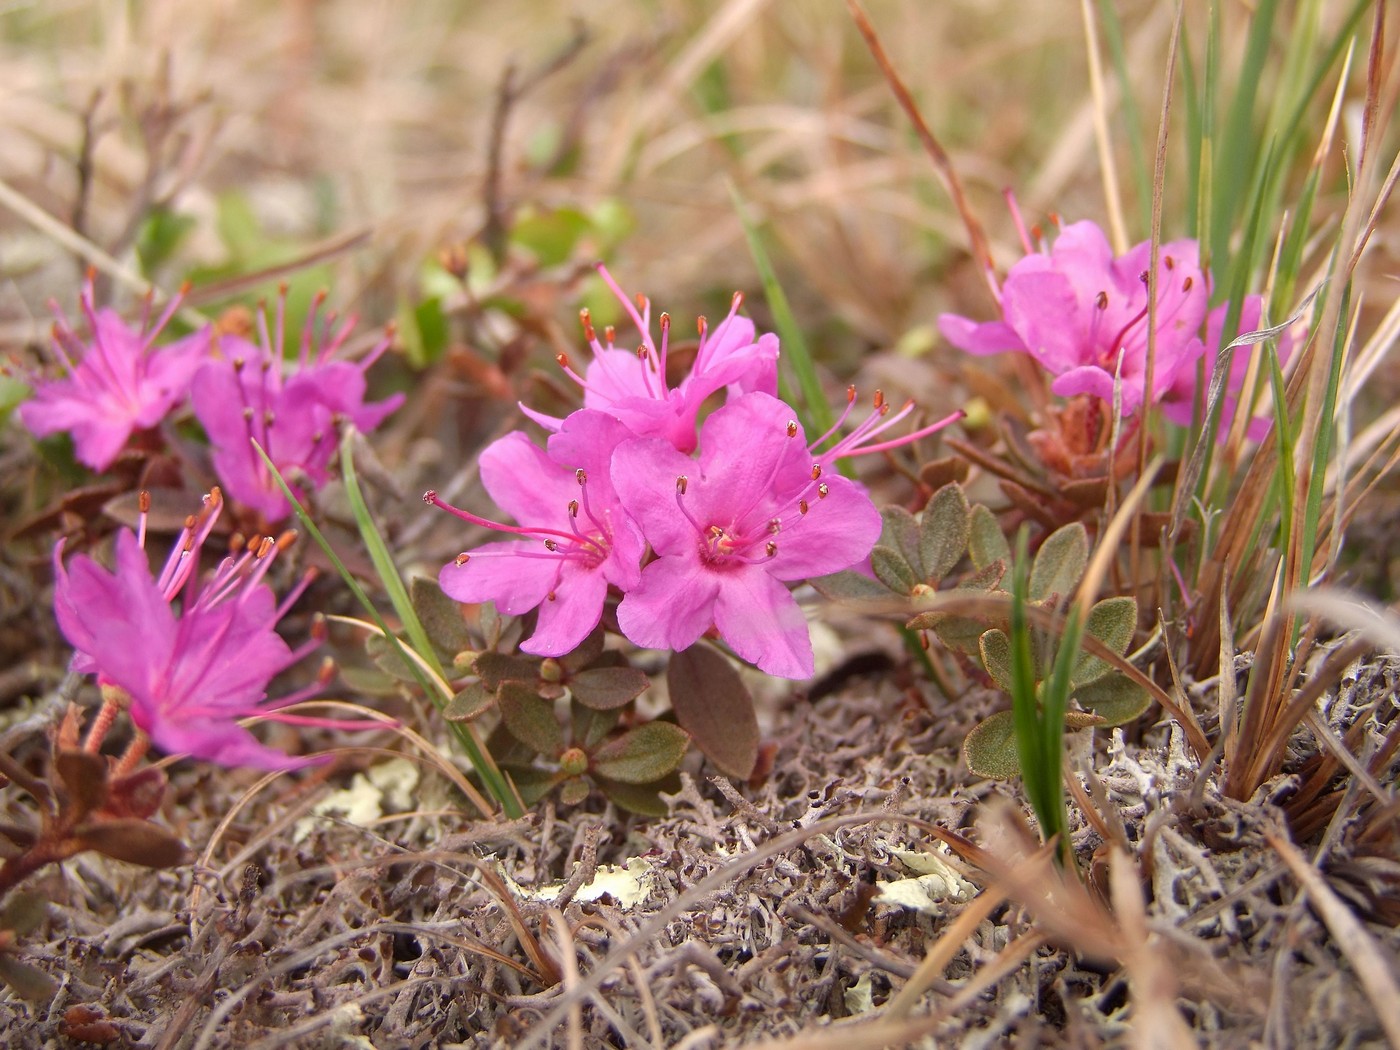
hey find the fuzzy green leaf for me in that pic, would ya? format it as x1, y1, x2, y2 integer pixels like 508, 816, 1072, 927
597, 772, 682, 816
571, 699, 621, 751
881, 506, 925, 580
570, 667, 651, 711
365, 632, 419, 683
919, 483, 970, 583
1028, 522, 1088, 604
444, 681, 496, 722
962, 710, 1021, 780
560, 626, 607, 675
590, 723, 690, 784
498, 682, 564, 756
667, 644, 758, 778
1072, 675, 1151, 726
557, 777, 591, 806
871, 544, 918, 595
409, 576, 475, 658
506, 767, 561, 808
977, 630, 1015, 693
474, 651, 541, 690
1074, 596, 1138, 687
968, 505, 1010, 570
810, 569, 897, 603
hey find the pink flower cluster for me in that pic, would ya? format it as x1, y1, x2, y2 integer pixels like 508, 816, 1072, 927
53, 489, 371, 770
19, 279, 401, 520
427, 267, 960, 679
939, 217, 1292, 436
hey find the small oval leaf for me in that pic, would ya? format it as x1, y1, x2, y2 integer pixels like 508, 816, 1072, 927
919, 483, 971, 583
55, 750, 108, 821
474, 651, 540, 690
597, 772, 682, 816
977, 630, 1015, 692
1028, 522, 1088, 604
881, 506, 925, 580
410, 575, 475, 657
1072, 675, 1151, 726
570, 667, 650, 711
1074, 596, 1139, 686
444, 681, 497, 722
871, 544, 918, 595
968, 504, 1011, 571
0, 955, 58, 1002
667, 645, 758, 778
962, 710, 1021, 780
498, 682, 564, 756
590, 723, 690, 784
810, 569, 897, 603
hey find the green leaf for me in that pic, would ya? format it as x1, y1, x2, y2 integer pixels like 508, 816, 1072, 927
571, 699, 621, 752
558, 777, 591, 806
667, 644, 758, 779
511, 206, 591, 267
410, 576, 476, 658
810, 569, 898, 602
0, 955, 57, 1002
570, 666, 650, 711
1074, 596, 1138, 687
506, 767, 561, 808
962, 710, 1021, 780
1073, 675, 1151, 727
881, 507, 925, 580
968, 505, 1010, 570
1028, 522, 1088, 605
498, 682, 564, 757
444, 681, 496, 722
560, 626, 607, 675
590, 723, 690, 784
977, 630, 1015, 693
919, 483, 971, 583
365, 632, 420, 683
74, 819, 189, 869
597, 772, 682, 816
474, 651, 541, 690
871, 544, 918, 595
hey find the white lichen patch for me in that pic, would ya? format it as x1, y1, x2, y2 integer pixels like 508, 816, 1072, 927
293, 757, 421, 843
500, 857, 655, 909
875, 842, 977, 914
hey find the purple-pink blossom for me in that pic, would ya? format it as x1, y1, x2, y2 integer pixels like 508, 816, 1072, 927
191, 293, 403, 524
1160, 295, 1298, 441
521, 265, 779, 452
427, 410, 645, 657
612, 392, 882, 679
52, 489, 354, 771
939, 220, 1208, 416
19, 276, 209, 470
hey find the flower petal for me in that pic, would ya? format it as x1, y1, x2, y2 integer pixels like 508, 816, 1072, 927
617, 556, 720, 653
713, 570, 813, 679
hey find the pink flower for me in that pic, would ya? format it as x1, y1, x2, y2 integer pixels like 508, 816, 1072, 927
428, 410, 645, 657
53, 490, 347, 771
522, 265, 779, 452
939, 221, 1208, 415
19, 277, 209, 470
191, 293, 403, 523
612, 392, 882, 679
1160, 295, 1298, 441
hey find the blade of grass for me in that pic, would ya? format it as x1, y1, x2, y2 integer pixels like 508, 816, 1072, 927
1093, 0, 1152, 231
252, 438, 521, 817
727, 179, 831, 437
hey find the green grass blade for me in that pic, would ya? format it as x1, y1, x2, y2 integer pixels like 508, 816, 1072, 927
727, 179, 833, 439
253, 438, 522, 817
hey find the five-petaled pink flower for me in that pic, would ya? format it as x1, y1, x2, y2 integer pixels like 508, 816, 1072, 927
191, 292, 403, 523
428, 410, 645, 657
939, 220, 1208, 416
52, 489, 354, 771
521, 264, 779, 452
19, 276, 209, 470
611, 392, 882, 679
